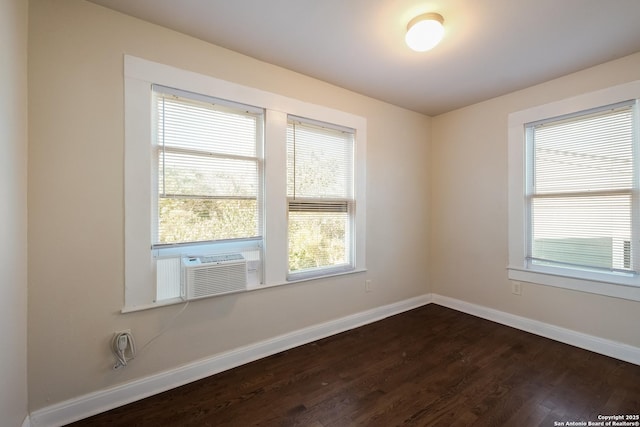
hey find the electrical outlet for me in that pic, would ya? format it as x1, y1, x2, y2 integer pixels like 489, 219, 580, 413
365, 279, 372, 292
113, 329, 132, 353
112, 329, 134, 370
511, 281, 522, 296
114, 328, 131, 337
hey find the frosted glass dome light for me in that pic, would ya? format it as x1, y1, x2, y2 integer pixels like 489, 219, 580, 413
405, 12, 445, 52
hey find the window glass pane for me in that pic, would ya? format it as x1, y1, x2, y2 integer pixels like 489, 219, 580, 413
154, 87, 262, 247
533, 108, 633, 194
158, 198, 259, 245
528, 104, 635, 273
158, 94, 257, 157
531, 195, 631, 271
287, 120, 353, 199
159, 152, 258, 197
288, 210, 350, 272
286, 117, 355, 277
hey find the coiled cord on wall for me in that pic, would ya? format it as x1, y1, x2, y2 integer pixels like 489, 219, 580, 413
111, 331, 136, 369
110, 301, 189, 369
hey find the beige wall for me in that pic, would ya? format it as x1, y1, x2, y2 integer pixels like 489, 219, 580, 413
0, 0, 29, 425
430, 52, 640, 347
28, 0, 640, 415
27, 0, 431, 410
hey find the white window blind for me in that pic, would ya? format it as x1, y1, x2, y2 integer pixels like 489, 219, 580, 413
125, 56, 367, 310
286, 117, 355, 277
527, 101, 636, 273
153, 86, 263, 247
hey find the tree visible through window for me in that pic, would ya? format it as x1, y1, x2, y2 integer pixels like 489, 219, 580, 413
153, 86, 263, 248
287, 118, 355, 277
125, 56, 367, 309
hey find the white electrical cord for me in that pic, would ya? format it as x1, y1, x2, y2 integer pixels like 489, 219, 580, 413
110, 301, 189, 370
111, 331, 136, 369
140, 301, 190, 353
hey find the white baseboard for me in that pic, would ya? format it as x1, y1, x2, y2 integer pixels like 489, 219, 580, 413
29, 294, 432, 427
22, 414, 31, 427
30, 293, 640, 426
431, 294, 640, 366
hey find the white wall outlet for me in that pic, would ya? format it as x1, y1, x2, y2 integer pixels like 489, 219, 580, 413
114, 328, 131, 337
365, 279, 372, 292
511, 281, 522, 295
112, 329, 135, 370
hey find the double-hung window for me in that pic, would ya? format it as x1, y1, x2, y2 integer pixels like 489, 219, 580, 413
508, 80, 640, 301
153, 86, 263, 246
152, 86, 264, 301
526, 102, 635, 273
124, 56, 366, 311
286, 117, 355, 279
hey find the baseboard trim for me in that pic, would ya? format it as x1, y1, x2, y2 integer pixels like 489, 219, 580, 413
31, 292, 639, 426
431, 294, 640, 366
30, 294, 432, 427
22, 414, 31, 427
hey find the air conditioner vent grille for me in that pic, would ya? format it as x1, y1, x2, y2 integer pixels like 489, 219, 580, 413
182, 255, 247, 300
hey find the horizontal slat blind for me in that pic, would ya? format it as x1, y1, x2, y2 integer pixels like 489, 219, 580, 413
154, 86, 263, 246
287, 118, 354, 199
286, 117, 355, 276
288, 200, 349, 213
528, 103, 635, 272
159, 151, 258, 198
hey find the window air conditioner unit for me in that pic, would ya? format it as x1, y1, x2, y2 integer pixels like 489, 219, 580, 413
182, 254, 247, 300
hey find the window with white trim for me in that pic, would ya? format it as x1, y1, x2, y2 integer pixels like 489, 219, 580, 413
508, 80, 640, 301
152, 86, 264, 301
287, 117, 355, 279
123, 55, 367, 311
526, 102, 635, 273
153, 86, 263, 247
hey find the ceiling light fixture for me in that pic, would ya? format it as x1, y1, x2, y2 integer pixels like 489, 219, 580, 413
405, 12, 445, 52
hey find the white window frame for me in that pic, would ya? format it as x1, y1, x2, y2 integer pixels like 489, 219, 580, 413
507, 80, 640, 302
151, 85, 265, 248
286, 116, 357, 280
124, 55, 366, 312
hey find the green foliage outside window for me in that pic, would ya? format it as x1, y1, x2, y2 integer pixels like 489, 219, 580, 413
288, 212, 348, 272
158, 198, 258, 244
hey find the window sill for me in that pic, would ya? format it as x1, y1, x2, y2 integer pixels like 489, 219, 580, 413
507, 266, 640, 302
121, 297, 186, 314
278, 267, 367, 288
121, 267, 368, 313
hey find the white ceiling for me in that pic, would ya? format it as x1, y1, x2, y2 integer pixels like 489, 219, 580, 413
88, 0, 640, 116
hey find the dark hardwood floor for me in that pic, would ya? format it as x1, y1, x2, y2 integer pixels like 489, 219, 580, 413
67, 304, 640, 426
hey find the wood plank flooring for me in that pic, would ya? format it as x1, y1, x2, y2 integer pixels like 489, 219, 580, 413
67, 304, 640, 426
